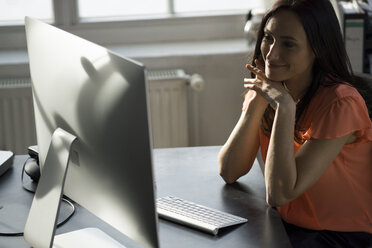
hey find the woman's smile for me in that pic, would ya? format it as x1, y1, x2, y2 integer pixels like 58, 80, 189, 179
267, 62, 287, 69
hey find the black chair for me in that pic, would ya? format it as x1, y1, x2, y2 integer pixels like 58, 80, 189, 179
353, 72, 372, 120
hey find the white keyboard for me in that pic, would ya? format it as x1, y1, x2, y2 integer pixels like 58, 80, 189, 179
156, 196, 248, 235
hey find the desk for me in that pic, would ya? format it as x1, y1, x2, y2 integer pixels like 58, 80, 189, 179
0, 146, 291, 248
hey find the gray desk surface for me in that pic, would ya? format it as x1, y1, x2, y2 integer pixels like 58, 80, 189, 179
0, 146, 291, 248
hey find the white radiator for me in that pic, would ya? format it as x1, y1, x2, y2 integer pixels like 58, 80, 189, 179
0, 70, 204, 153
147, 69, 204, 148
147, 69, 190, 148
0, 78, 36, 154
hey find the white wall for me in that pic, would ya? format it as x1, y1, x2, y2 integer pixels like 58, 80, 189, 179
0, 41, 251, 148
135, 51, 249, 146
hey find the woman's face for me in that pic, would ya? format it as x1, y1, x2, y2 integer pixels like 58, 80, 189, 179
260, 9, 315, 83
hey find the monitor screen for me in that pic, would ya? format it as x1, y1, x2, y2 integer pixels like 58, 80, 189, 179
25, 17, 159, 248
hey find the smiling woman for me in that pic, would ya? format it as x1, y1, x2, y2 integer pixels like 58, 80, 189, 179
218, 0, 372, 247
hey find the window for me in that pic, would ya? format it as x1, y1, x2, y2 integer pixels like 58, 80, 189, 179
78, 0, 259, 20
0, 0, 268, 50
174, 0, 256, 14
0, 0, 53, 25
78, 0, 168, 19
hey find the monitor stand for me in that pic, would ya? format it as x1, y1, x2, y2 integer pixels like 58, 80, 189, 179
23, 128, 127, 248
54, 228, 125, 248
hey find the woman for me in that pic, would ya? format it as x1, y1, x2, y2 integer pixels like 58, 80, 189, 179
218, 0, 372, 246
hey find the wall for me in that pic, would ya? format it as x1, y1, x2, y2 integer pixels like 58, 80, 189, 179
136, 51, 250, 146
0, 41, 251, 148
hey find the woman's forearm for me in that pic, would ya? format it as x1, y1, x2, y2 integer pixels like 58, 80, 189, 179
264, 101, 297, 206
218, 94, 267, 184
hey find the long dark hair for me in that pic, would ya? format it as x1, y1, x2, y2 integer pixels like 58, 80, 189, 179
252, 0, 357, 143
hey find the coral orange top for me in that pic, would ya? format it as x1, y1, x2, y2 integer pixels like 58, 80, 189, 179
256, 83, 372, 233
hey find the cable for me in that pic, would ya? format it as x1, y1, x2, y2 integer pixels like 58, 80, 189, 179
0, 157, 76, 237
0, 198, 75, 237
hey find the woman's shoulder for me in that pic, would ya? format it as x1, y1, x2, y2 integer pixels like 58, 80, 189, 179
300, 80, 372, 141
299, 80, 366, 125
310, 80, 364, 112
317, 81, 360, 101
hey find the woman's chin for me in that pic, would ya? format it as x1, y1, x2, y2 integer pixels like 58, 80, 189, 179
265, 72, 286, 82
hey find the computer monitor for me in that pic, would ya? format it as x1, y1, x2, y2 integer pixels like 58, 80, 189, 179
24, 17, 159, 248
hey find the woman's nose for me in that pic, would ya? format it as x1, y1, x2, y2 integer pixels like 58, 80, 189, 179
266, 43, 280, 60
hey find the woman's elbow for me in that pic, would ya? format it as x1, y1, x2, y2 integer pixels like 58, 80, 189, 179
218, 163, 237, 184
266, 191, 292, 207
218, 153, 235, 184
217, 150, 251, 184
219, 171, 237, 184
266, 197, 284, 207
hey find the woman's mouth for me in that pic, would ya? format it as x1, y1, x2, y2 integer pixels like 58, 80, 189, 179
267, 62, 287, 68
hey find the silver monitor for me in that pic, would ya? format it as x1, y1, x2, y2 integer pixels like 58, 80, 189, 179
24, 17, 159, 248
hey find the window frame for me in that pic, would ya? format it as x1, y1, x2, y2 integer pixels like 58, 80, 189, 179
0, 0, 263, 50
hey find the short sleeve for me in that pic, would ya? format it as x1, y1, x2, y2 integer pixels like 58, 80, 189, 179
303, 95, 372, 143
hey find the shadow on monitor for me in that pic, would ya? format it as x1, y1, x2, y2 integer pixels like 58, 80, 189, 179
24, 17, 159, 248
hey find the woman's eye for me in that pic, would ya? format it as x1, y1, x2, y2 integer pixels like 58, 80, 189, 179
262, 34, 273, 41
283, 42, 295, 48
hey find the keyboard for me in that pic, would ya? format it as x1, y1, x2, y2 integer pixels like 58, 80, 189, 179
156, 196, 248, 235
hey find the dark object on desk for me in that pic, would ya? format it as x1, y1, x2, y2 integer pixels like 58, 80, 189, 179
24, 145, 40, 182
0, 151, 14, 177
27, 145, 39, 162
24, 158, 40, 182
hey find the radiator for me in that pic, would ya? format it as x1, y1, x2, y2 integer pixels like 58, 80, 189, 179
147, 69, 190, 148
147, 69, 204, 148
0, 78, 36, 154
0, 70, 203, 153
